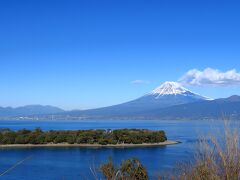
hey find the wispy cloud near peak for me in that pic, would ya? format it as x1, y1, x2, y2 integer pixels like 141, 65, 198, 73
179, 68, 240, 87
131, 80, 150, 85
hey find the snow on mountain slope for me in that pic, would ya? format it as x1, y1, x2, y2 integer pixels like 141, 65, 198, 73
150, 81, 188, 96
148, 81, 212, 100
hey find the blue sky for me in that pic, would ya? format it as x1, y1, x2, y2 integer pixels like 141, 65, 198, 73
0, 0, 240, 110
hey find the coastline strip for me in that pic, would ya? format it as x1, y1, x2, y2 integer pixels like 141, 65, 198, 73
0, 140, 180, 148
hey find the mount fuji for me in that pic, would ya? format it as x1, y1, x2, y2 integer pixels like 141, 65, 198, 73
65, 81, 212, 118
131, 81, 211, 109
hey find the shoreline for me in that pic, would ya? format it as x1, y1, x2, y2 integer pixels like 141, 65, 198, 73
0, 140, 180, 148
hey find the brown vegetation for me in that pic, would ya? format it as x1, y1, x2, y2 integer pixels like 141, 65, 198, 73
172, 121, 240, 180
99, 158, 148, 180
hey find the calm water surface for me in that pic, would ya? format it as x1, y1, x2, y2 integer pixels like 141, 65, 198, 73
0, 120, 226, 180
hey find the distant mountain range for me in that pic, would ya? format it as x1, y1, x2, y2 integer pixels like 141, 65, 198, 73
0, 105, 64, 117
0, 82, 240, 120
136, 95, 240, 120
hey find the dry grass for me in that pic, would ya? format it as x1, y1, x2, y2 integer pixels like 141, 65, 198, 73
165, 120, 240, 180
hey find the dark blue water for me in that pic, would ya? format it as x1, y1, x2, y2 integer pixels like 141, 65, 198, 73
0, 120, 226, 179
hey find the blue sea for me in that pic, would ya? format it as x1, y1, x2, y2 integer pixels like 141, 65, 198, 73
0, 120, 227, 179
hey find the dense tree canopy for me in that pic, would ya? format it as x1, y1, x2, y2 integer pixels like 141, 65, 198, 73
0, 128, 167, 145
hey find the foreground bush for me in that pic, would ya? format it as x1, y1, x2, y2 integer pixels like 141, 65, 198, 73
100, 158, 148, 180
0, 128, 167, 145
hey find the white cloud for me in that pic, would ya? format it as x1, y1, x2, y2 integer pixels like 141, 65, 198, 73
131, 80, 150, 85
179, 68, 240, 86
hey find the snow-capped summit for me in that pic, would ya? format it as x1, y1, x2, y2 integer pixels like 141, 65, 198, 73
148, 81, 212, 101
150, 81, 188, 96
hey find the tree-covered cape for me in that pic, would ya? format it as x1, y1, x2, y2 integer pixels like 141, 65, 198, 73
0, 128, 167, 145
